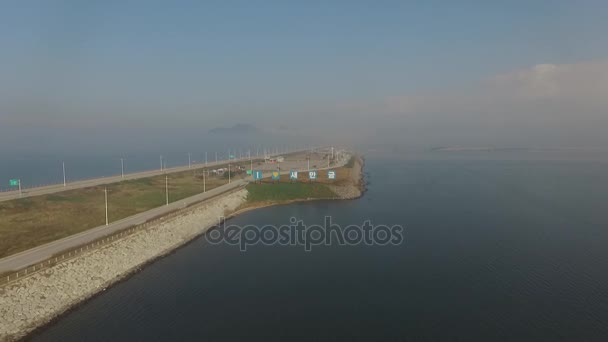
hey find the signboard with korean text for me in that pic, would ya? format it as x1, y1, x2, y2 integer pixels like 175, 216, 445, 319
271, 171, 280, 181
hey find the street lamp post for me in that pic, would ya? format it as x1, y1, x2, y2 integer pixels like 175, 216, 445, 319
120, 158, 125, 178
188, 153, 192, 169
62, 162, 66, 187
165, 175, 169, 206
104, 187, 109, 226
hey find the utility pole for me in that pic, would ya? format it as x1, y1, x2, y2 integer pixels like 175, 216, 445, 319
120, 158, 125, 179
188, 153, 192, 169
104, 187, 109, 226
62, 162, 66, 187
165, 175, 169, 206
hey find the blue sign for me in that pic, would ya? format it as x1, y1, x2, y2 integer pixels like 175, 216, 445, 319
271, 171, 280, 180
308, 170, 317, 180
289, 170, 298, 180
253, 170, 263, 180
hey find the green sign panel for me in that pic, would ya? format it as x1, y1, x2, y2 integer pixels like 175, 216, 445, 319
246, 169, 252, 175
9, 179, 19, 187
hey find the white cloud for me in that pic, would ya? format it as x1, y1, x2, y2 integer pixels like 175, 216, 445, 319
329, 60, 608, 147
488, 61, 608, 104
382, 60, 608, 113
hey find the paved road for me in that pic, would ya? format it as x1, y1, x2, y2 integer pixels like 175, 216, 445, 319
0, 179, 248, 273
0, 151, 350, 273
0, 153, 293, 202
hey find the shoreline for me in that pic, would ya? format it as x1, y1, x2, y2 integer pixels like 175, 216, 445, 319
1, 155, 365, 342
0, 190, 249, 341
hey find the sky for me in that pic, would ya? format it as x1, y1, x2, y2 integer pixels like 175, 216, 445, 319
1, 0, 608, 155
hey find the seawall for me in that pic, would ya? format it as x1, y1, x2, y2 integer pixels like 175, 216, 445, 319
0, 190, 248, 342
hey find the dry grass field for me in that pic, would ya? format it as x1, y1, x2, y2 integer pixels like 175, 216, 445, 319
0, 168, 229, 258
0, 153, 354, 259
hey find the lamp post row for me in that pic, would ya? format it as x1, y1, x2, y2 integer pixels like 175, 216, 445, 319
12, 146, 315, 193
11, 146, 317, 225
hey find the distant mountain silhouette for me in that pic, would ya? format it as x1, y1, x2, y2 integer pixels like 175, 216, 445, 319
209, 124, 259, 135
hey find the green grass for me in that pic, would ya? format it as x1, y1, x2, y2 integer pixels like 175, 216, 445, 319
246, 182, 336, 203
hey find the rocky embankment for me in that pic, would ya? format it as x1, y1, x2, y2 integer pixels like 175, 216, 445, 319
328, 156, 365, 199
0, 189, 248, 342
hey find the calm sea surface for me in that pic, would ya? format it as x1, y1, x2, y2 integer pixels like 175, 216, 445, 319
30, 152, 608, 341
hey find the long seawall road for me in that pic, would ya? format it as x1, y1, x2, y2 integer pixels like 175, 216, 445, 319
0, 150, 350, 274
0, 151, 301, 203
0, 179, 248, 273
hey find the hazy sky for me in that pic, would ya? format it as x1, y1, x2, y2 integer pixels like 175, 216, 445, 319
1, 0, 608, 154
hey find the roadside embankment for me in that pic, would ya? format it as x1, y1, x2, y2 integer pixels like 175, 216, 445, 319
0, 189, 247, 342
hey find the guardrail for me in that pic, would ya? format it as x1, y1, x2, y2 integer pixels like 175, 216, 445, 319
0, 184, 247, 287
